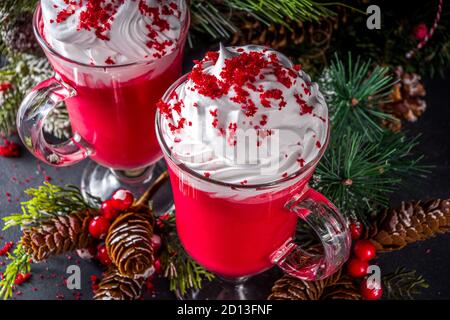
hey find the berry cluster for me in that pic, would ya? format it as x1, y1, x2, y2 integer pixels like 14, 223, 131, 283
83, 189, 136, 266
79, 189, 163, 292
347, 222, 383, 300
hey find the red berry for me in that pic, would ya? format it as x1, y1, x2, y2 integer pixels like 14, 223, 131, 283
111, 189, 134, 211
154, 258, 162, 274
347, 258, 368, 278
349, 222, 363, 240
360, 277, 383, 300
151, 234, 162, 252
100, 199, 121, 221
96, 244, 112, 266
413, 23, 428, 41
88, 216, 111, 239
353, 240, 376, 261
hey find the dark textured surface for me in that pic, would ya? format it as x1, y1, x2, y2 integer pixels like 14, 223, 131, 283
0, 50, 449, 299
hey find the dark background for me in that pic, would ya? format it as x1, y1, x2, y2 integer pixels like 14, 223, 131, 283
1, 47, 449, 300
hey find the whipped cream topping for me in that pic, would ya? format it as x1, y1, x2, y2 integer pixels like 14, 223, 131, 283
159, 45, 328, 185
40, 0, 187, 66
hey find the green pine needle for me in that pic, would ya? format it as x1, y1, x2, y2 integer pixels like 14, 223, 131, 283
0, 243, 31, 300
383, 268, 429, 300
2, 182, 98, 230
190, 0, 343, 40
322, 53, 396, 142
157, 211, 214, 296
1, 53, 53, 135
311, 129, 427, 223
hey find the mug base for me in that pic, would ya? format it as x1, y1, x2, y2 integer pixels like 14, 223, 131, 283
80, 160, 173, 215
179, 268, 281, 300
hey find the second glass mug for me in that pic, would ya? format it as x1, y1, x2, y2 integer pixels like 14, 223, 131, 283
17, 4, 189, 200
156, 75, 351, 299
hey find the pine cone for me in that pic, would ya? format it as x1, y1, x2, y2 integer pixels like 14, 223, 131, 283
0, 11, 41, 55
94, 267, 145, 300
231, 17, 335, 51
364, 199, 450, 252
21, 210, 95, 261
381, 67, 427, 131
106, 211, 154, 279
268, 269, 361, 300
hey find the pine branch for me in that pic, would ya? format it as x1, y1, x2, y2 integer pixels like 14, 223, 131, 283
383, 268, 429, 300
190, 0, 343, 40
157, 211, 214, 296
311, 129, 427, 223
0, 0, 36, 17
0, 243, 31, 300
320, 53, 396, 142
0, 53, 53, 135
227, 0, 337, 24
2, 182, 99, 230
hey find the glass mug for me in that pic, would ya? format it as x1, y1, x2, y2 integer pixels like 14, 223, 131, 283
156, 75, 351, 299
17, 3, 189, 200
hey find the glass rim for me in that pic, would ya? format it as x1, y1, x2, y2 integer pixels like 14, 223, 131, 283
33, 3, 190, 69
155, 73, 331, 190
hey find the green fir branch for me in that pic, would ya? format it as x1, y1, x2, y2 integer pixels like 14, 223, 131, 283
190, 0, 344, 40
311, 130, 427, 223
321, 53, 396, 142
0, 53, 53, 135
0, 0, 37, 17
383, 268, 429, 300
2, 182, 98, 230
0, 243, 31, 300
157, 211, 214, 296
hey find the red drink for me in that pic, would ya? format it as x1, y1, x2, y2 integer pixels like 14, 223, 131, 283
156, 53, 350, 288
52, 49, 185, 170
17, 3, 190, 199
36, 8, 188, 169
168, 165, 310, 277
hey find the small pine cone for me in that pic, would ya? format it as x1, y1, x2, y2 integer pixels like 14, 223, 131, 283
106, 211, 154, 279
231, 17, 334, 51
21, 210, 95, 261
268, 269, 356, 300
94, 267, 145, 300
321, 276, 361, 300
381, 67, 427, 130
366, 199, 450, 252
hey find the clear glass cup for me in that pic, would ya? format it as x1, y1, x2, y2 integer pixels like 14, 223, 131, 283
17, 4, 189, 201
156, 74, 351, 299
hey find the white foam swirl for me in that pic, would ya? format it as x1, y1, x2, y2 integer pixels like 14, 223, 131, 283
160, 45, 328, 185
41, 0, 187, 65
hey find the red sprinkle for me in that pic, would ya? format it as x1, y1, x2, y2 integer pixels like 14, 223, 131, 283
104, 56, 115, 65
294, 93, 314, 115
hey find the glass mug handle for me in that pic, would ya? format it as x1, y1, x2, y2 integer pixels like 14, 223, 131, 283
17, 76, 90, 166
271, 185, 351, 280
